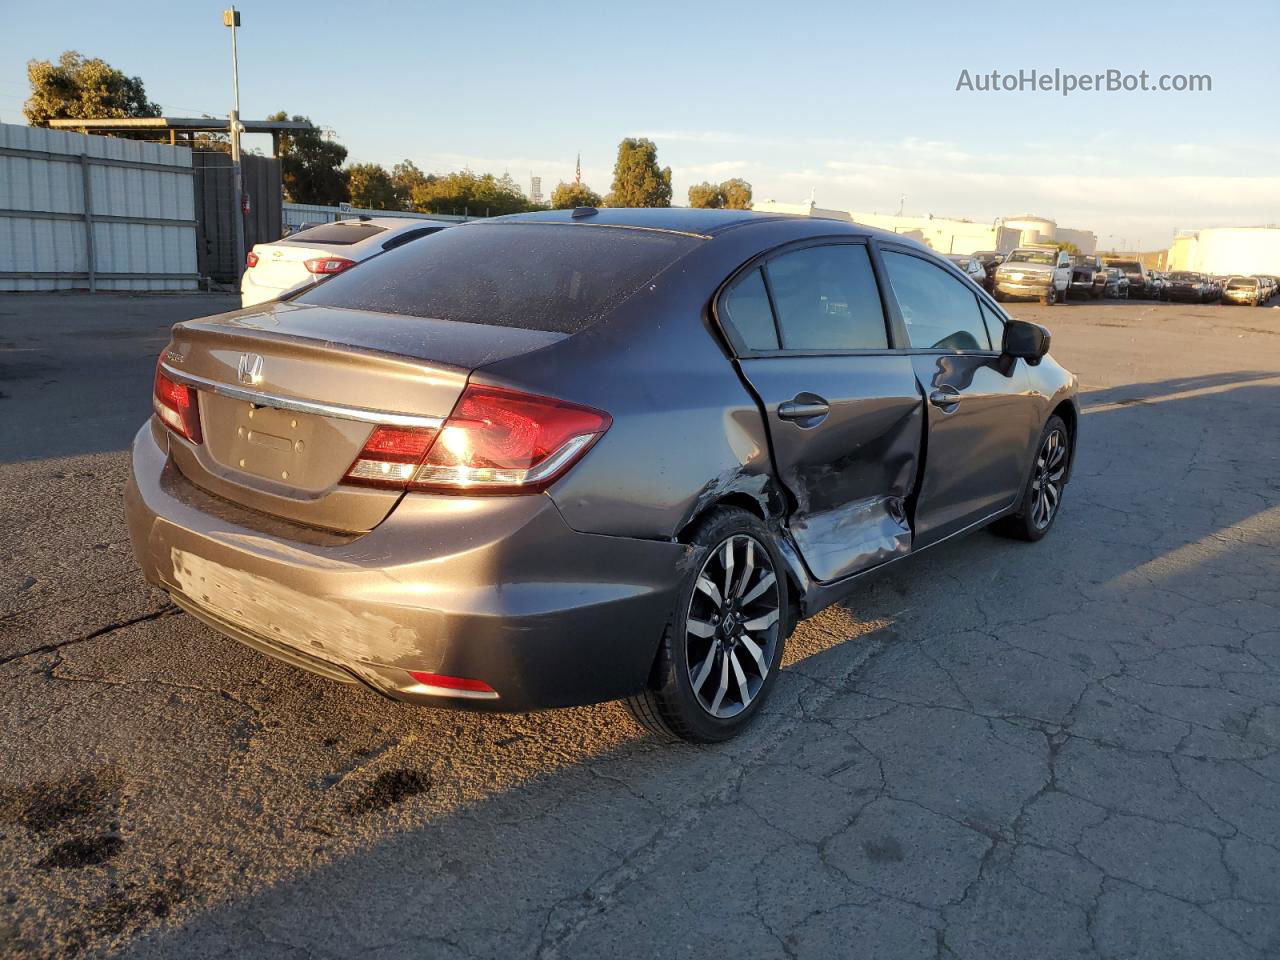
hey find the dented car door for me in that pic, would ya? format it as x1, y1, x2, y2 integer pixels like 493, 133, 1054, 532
720, 241, 923, 583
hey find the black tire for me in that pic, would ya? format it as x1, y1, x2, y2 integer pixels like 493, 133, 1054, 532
625, 507, 790, 743
993, 415, 1071, 542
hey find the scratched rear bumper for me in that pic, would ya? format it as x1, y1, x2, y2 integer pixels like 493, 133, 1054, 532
124, 420, 684, 710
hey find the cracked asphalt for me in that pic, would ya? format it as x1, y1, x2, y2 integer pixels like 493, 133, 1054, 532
2, 293, 1279, 959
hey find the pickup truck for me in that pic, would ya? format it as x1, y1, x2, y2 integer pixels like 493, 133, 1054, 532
993, 246, 1073, 305
1103, 259, 1154, 299
1068, 254, 1107, 300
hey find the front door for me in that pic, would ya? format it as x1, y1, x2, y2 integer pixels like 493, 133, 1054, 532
719, 241, 923, 583
878, 247, 1037, 546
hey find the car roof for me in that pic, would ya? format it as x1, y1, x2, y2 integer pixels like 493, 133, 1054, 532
335, 217, 450, 230
485, 207, 932, 250
491, 207, 788, 236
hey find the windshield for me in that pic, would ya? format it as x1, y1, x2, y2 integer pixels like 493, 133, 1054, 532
294, 222, 701, 334
1227, 278, 1258, 289
1107, 261, 1141, 272
1007, 250, 1056, 265
1169, 272, 1199, 281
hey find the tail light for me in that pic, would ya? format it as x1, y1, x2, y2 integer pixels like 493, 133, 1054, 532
246, 250, 259, 268
304, 256, 356, 275
153, 361, 202, 444
344, 426, 437, 487
342, 385, 610, 494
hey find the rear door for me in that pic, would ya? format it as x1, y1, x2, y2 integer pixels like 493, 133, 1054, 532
719, 240, 923, 583
878, 245, 1036, 546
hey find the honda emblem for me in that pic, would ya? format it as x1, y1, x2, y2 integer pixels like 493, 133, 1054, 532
237, 353, 264, 386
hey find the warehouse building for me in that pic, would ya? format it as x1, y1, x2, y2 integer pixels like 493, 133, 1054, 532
1166, 226, 1280, 276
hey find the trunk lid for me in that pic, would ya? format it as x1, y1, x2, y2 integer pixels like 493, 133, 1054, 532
248, 242, 332, 291
160, 302, 566, 532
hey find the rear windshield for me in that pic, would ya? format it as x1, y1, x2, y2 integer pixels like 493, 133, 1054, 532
294, 222, 701, 333
284, 222, 388, 246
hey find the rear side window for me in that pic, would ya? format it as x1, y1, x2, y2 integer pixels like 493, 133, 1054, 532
764, 244, 888, 350
882, 250, 992, 351
295, 223, 700, 334
284, 222, 388, 246
721, 268, 779, 350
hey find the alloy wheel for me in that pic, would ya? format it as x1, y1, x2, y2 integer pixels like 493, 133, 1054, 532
1030, 428, 1068, 530
685, 534, 782, 719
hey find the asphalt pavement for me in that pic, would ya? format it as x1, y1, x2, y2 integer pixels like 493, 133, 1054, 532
2, 292, 1279, 959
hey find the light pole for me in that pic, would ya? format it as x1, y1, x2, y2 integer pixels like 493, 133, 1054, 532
224, 7, 246, 284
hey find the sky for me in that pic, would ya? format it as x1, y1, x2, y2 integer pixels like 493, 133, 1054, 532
3, 0, 1277, 250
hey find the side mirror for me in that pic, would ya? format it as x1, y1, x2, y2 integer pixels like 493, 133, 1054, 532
1003, 319, 1051, 364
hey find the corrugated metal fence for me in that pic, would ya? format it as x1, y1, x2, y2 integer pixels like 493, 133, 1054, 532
283, 202, 466, 230
0, 123, 198, 291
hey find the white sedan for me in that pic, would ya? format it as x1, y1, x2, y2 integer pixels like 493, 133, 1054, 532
241, 217, 450, 307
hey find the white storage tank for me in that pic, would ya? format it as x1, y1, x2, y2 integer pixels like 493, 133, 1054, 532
1001, 215, 1057, 247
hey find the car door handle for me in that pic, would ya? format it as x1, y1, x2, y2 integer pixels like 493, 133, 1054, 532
929, 388, 962, 408
778, 399, 830, 422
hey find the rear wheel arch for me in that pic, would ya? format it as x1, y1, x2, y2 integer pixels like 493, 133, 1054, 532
673, 490, 804, 634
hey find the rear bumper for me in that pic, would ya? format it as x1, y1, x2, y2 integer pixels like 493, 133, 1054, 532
124, 422, 684, 711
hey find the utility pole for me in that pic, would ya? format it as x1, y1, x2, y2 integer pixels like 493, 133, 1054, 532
224, 7, 246, 283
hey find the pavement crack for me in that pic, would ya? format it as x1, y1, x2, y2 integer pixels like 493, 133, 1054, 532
0, 605, 178, 668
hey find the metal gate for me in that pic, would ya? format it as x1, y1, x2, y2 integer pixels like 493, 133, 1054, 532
192, 152, 282, 284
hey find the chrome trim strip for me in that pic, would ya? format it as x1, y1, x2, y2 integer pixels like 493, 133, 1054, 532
160, 363, 444, 430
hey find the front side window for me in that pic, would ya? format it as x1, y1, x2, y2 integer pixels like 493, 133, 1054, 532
763, 244, 888, 351
881, 250, 992, 351
979, 300, 1006, 349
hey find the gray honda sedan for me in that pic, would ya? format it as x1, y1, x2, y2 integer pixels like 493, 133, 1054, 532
126, 208, 1077, 742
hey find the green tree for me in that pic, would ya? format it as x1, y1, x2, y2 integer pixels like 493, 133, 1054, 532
391, 160, 431, 206
688, 179, 753, 210
550, 180, 603, 209
687, 182, 723, 209
411, 169, 536, 216
606, 138, 671, 208
267, 111, 349, 205
347, 162, 400, 210
719, 177, 753, 210
24, 51, 159, 128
